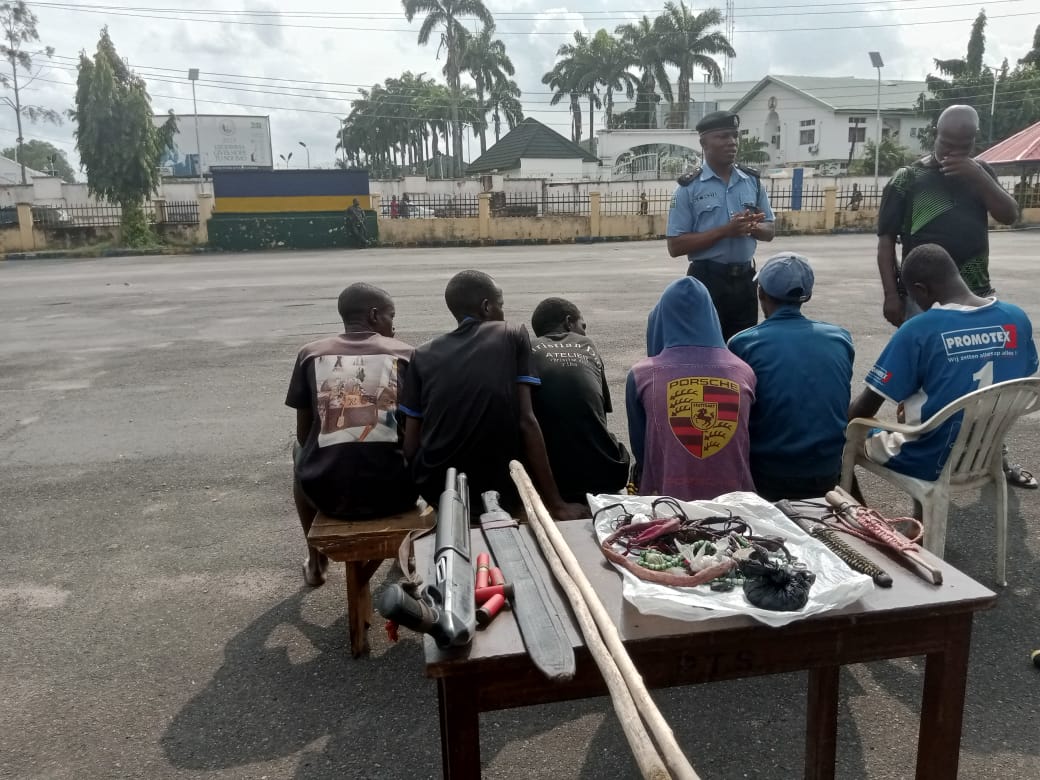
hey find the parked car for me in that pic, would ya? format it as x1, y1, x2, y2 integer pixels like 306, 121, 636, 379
379, 202, 437, 219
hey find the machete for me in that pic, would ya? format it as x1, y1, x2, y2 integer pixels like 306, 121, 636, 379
479, 490, 576, 681
775, 499, 893, 588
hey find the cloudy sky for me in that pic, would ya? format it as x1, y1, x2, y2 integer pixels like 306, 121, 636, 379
6, 0, 1037, 174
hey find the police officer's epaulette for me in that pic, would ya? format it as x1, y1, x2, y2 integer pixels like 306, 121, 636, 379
676, 167, 701, 186
736, 164, 761, 178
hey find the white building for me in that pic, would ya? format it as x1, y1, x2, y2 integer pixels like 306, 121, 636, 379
728, 75, 930, 173
467, 118, 602, 179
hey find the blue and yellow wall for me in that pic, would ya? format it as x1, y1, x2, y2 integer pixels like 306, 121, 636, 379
213, 169, 371, 213
209, 169, 376, 250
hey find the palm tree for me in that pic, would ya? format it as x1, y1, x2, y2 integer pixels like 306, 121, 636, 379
617, 15, 671, 129
654, 2, 735, 128
487, 78, 523, 143
458, 24, 514, 155
737, 135, 769, 165
402, 0, 494, 177
587, 29, 640, 130
545, 31, 601, 144
542, 60, 582, 144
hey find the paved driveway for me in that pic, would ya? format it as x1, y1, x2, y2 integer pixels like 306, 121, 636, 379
2, 233, 1038, 779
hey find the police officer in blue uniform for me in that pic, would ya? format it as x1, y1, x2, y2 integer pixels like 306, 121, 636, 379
667, 111, 776, 340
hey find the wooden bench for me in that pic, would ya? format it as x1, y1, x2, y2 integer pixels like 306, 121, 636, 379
307, 505, 435, 657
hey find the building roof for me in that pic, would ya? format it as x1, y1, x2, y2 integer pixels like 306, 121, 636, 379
730, 75, 928, 114
0, 155, 48, 184
467, 117, 599, 174
976, 120, 1040, 166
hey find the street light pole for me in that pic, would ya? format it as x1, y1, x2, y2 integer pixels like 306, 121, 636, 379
187, 69, 203, 184
339, 118, 347, 166
984, 64, 999, 144
298, 141, 310, 169
868, 51, 884, 192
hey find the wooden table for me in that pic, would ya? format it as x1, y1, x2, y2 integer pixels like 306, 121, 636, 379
419, 517, 996, 779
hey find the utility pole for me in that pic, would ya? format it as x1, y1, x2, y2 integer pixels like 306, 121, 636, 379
188, 69, 203, 183
984, 64, 999, 144
869, 52, 884, 192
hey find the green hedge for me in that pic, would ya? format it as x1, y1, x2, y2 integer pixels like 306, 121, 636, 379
207, 211, 378, 251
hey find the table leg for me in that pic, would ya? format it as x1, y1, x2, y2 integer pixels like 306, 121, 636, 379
916, 614, 973, 780
805, 665, 839, 780
438, 676, 480, 779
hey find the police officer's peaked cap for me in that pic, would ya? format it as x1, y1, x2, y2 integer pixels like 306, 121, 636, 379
696, 111, 740, 134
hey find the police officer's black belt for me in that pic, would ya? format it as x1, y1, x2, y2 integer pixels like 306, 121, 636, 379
690, 259, 755, 277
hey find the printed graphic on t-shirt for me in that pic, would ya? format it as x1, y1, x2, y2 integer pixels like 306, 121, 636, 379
314, 354, 400, 447
666, 376, 740, 459
942, 324, 1017, 357
532, 340, 602, 370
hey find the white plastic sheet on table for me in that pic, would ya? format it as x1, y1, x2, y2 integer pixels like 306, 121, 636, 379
588, 491, 874, 628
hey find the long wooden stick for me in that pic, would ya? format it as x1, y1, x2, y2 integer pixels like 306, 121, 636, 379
510, 461, 700, 780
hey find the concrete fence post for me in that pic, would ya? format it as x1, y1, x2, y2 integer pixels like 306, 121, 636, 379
478, 193, 491, 240
16, 202, 35, 252
153, 198, 168, 225
370, 193, 382, 217
196, 193, 215, 245
589, 192, 601, 238
823, 187, 837, 231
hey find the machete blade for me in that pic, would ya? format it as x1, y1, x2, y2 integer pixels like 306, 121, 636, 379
480, 492, 576, 682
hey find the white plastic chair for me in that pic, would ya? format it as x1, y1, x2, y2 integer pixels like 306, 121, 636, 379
840, 377, 1040, 586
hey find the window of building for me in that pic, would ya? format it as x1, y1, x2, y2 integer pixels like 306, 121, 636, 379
848, 126, 866, 143
771, 134, 781, 148
848, 116, 866, 124
800, 129, 816, 145
799, 119, 815, 127
739, 128, 749, 137
910, 127, 918, 138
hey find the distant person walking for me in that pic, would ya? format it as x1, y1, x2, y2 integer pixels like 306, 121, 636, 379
847, 183, 862, 211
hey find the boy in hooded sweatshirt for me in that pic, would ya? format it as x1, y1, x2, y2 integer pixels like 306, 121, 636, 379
626, 277, 757, 500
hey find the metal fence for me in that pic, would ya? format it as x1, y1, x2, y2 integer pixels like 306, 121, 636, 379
600, 189, 672, 216
835, 185, 883, 211
384, 193, 480, 218
495, 192, 590, 216
165, 201, 200, 224
29, 201, 201, 228
764, 185, 882, 212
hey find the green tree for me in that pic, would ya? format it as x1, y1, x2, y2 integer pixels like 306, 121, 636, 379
851, 137, 911, 177
1, 138, 74, 181
737, 135, 770, 165
72, 28, 176, 247
0, 1, 60, 185
458, 24, 513, 155
402, 0, 494, 177
586, 29, 639, 129
542, 57, 583, 144
544, 31, 601, 142
617, 15, 672, 129
486, 78, 523, 143
1018, 24, 1040, 67
654, 3, 735, 128
922, 11, 1040, 147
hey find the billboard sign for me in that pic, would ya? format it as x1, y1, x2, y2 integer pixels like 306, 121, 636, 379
154, 114, 273, 176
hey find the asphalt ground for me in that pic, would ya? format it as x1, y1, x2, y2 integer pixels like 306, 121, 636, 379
2, 232, 1039, 780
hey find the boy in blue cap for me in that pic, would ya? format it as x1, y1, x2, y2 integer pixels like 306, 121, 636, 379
729, 252, 854, 500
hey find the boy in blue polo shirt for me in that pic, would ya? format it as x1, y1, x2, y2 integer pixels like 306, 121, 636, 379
849, 244, 1037, 481
729, 252, 854, 499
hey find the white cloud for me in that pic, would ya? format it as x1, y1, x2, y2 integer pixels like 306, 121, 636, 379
0, 0, 1033, 173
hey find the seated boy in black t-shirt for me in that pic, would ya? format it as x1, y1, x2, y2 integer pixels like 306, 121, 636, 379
530, 298, 631, 502
286, 283, 418, 586
400, 270, 586, 521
